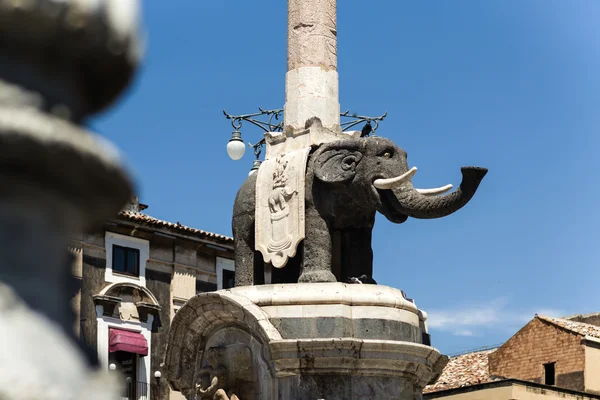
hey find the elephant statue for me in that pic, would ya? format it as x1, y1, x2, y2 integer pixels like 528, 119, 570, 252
232, 135, 487, 285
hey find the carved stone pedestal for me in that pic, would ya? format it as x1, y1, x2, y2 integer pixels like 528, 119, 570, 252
166, 283, 448, 400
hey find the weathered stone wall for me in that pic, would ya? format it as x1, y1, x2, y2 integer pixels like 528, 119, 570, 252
146, 269, 172, 399
80, 232, 107, 353
488, 318, 585, 391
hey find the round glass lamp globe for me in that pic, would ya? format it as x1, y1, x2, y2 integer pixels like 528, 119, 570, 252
154, 371, 162, 379
109, 363, 117, 371
227, 139, 245, 160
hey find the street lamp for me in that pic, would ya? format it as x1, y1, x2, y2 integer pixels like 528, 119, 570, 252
222, 108, 387, 173
249, 159, 262, 176
226, 130, 245, 160
223, 108, 283, 172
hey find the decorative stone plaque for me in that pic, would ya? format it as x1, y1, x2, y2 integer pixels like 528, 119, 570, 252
255, 148, 310, 268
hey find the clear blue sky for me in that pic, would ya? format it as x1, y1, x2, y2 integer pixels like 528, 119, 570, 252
91, 1, 600, 354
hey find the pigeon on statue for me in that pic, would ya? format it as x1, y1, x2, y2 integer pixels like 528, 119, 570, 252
360, 121, 372, 137
347, 275, 377, 284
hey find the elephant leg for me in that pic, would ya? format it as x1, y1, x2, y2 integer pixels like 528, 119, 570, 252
233, 213, 256, 287
264, 263, 272, 284
340, 227, 374, 281
233, 173, 260, 287
298, 207, 336, 283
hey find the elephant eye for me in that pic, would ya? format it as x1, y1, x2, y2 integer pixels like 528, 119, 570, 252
379, 148, 394, 159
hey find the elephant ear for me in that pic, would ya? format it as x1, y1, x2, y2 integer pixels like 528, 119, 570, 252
314, 149, 363, 183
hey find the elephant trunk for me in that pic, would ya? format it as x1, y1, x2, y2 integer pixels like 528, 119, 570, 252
389, 167, 488, 219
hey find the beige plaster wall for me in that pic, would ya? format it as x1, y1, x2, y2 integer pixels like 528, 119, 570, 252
429, 383, 599, 400
427, 386, 512, 400
172, 265, 195, 301
513, 383, 598, 399
585, 343, 600, 395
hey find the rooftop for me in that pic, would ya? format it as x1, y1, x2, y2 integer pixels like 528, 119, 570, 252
423, 349, 498, 393
537, 315, 600, 339
117, 211, 233, 246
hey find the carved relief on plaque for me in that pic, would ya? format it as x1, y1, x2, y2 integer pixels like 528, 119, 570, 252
256, 148, 310, 268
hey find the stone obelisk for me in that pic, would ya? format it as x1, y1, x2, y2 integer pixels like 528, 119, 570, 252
284, 0, 340, 133
256, 0, 350, 272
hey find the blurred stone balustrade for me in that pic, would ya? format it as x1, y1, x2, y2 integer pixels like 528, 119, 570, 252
0, 0, 143, 398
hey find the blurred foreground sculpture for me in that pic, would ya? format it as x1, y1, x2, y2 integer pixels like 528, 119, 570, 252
0, 0, 142, 398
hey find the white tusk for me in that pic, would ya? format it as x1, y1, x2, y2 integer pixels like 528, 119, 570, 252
373, 167, 417, 190
416, 184, 453, 196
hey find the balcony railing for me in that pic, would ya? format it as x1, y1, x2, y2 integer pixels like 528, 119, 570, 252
121, 381, 149, 400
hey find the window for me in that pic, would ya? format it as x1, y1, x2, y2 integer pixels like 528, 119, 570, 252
223, 269, 235, 289
105, 232, 148, 285
216, 257, 235, 290
113, 245, 140, 277
544, 362, 556, 386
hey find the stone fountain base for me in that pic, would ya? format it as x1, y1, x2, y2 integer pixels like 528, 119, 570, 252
166, 283, 447, 400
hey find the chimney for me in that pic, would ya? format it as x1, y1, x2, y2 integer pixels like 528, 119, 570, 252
122, 196, 148, 213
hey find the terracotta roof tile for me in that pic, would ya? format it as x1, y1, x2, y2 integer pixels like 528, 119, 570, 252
424, 349, 498, 393
537, 315, 600, 338
117, 211, 233, 245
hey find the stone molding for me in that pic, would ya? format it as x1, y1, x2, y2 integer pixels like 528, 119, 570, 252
261, 304, 419, 323
271, 338, 445, 387
228, 283, 419, 314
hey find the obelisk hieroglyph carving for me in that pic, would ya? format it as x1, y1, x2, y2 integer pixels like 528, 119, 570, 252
284, 0, 340, 133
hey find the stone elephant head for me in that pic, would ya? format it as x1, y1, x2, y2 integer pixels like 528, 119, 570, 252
308, 136, 488, 226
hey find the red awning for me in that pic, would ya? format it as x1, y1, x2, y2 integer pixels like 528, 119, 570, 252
109, 328, 148, 356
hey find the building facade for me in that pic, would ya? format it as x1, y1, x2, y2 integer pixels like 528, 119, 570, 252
70, 198, 234, 399
488, 315, 600, 393
424, 314, 600, 399
425, 379, 600, 400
